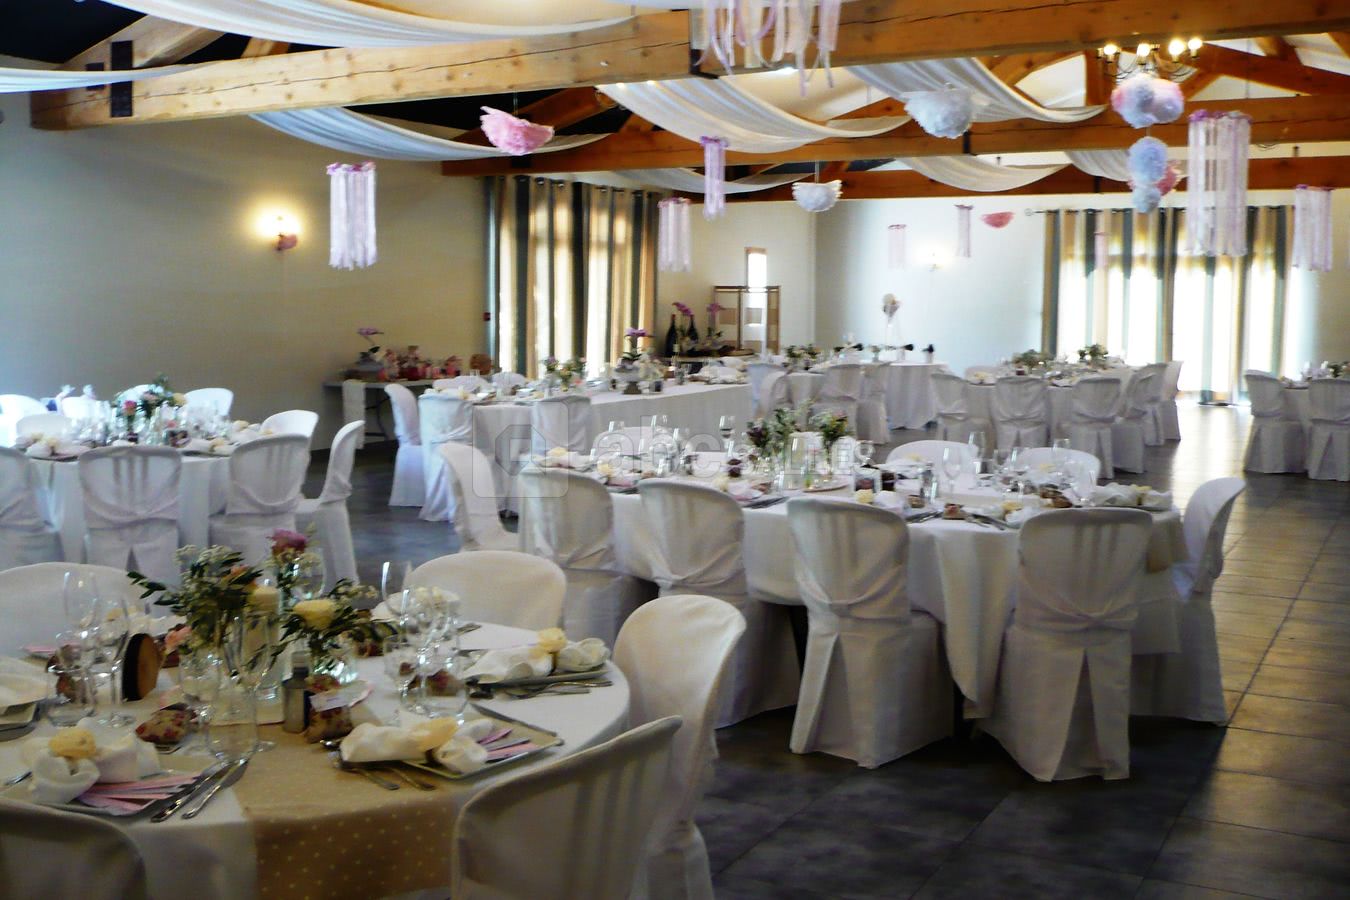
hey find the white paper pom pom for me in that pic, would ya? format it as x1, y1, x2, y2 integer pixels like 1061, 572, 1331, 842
792, 180, 842, 213
1128, 136, 1169, 184
1111, 75, 1158, 129
1132, 183, 1162, 213
1148, 79, 1185, 124
904, 88, 974, 139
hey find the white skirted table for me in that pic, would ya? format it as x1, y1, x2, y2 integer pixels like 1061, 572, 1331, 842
785, 362, 942, 430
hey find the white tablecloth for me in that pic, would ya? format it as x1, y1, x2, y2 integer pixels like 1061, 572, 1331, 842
786, 362, 942, 429
0, 622, 629, 900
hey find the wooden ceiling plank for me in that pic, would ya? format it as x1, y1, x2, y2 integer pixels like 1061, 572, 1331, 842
31, 0, 1350, 129
1254, 36, 1298, 61
1191, 44, 1350, 94
986, 51, 1079, 85
61, 17, 223, 69
619, 113, 657, 133
1329, 33, 1350, 58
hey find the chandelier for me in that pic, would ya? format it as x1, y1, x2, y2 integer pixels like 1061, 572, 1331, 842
1099, 37, 1203, 83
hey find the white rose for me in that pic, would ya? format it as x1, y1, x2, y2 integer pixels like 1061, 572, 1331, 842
854, 489, 875, 505
171, 393, 188, 406
293, 598, 337, 631
546, 447, 567, 459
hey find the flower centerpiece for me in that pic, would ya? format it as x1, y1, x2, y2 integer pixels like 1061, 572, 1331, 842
279, 582, 381, 678
784, 344, 821, 371
266, 529, 322, 606
615, 328, 649, 394
745, 407, 799, 470
542, 356, 587, 391
810, 410, 851, 475
131, 375, 186, 419
129, 546, 264, 653
670, 302, 698, 355
1011, 349, 1053, 374
882, 293, 900, 346
1077, 343, 1110, 369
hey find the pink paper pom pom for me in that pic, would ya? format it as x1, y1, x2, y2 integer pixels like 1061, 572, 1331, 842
1156, 164, 1180, 196
1148, 78, 1185, 124
480, 107, 554, 156
981, 211, 1014, 228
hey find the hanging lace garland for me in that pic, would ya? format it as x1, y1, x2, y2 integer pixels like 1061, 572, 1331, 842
328, 162, 376, 270
480, 107, 554, 156
792, 180, 841, 212
905, 87, 976, 139
955, 204, 972, 258
658, 197, 693, 272
700, 0, 842, 92
701, 136, 729, 220
887, 224, 906, 269
1293, 185, 1333, 272
981, 211, 1014, 228
1187, 111, 1251, 257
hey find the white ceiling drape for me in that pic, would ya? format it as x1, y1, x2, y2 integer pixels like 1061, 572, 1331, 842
0, 63, 189, 94
605, 168, 806, 193
101, 0, 629, 47
251, 106, 607, 160
851, 58, 1102, 123
897, 155, 1065, 191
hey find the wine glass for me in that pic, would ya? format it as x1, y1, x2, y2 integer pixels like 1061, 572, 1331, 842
381, 561, 412, 628
90, 588, 134, 728
967, 430, 987, 463
718, 415, 736, 453
648, 414, 669, 435
45, 633, 97, 727
178, 650, 223, 751
296, 556, 326, 600
607, 419, 626, 433
224, 612, 278, 751
381, 634, 421, 722
941, 446, 964, 496
854, 440, 875, 470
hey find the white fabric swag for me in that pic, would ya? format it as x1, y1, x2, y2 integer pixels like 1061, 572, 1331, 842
103, 0, 629, 47
605, 168, 806, 194
252, 107, 607, 161
898, 155, 1065, 192
851, 58, 1102, 124
0, 63, 189, 94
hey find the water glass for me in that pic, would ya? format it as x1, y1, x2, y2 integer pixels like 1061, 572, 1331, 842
382, 635, 421, 720
941, 446, 964, 495
382, 560, 413, 626
45, 636, 97, 727
967, 431, 987, 461
854, 440, 875, 469
206, 682, 259, 762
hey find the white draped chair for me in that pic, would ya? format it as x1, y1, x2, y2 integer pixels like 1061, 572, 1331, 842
384, 383, 425, 507
418, 393, 475, 522
746, 362, 787, 417
260, 409, 318, 440
637, 481, 799, 727
183, 388, 233, 418
786, 498, 951, 768
438, 442, 515, 552
1243, 371, 1305, 474
1137, 363, 1168, 446
1132, 477, 1245, 724
432, 376, 489, 392
59, 395, 103, 422
0, 799, 148, 900
15, 413, 71, 441
985, 508, 1153, 781
520, 468, 653, 646
208, 434, 310, 565
0, 563, 142, 657
991, 376, 1049, 451
1159, 360, 1184, 441
78, 446, 181, 584
451, 717, 680, 900
1306, 378, 1350, 482
931, 372, 985, 443
295, 421, 362, 588
409, 551, 564, 630
0, 394, 47, 447
0, 447, 62, 570
616, 595, 744, 900
531, 394, 593, 456
811, 363, 865, 423
884, 440, 973, 468
492, 372, 527, 393
1067, 376, 1122, 479
1110, 371, 1155, 474
855, 365, 890, 442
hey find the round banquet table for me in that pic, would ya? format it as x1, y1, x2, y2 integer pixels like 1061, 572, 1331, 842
0, 622, 630, 900
31, 455, 230, 561
606, 471, 1184, 719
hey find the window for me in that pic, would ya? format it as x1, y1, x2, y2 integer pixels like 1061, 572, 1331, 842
746, 247, 768, 289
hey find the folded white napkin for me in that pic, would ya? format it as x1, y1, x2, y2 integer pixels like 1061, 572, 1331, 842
724, 481, 762, 503
555, 639, 609, 673
1141, 489, 1173, 511
537, 449, 590, 469
463, 646, 554, 683
23, 441, 53, 459
54, 443, 89, 458
183, 438, 212, 454
22, 722, 162, 804
431, 734, 489, 775
1086, 484, 1139, 507
0, 658, 48, 708
341, 717, 495, 774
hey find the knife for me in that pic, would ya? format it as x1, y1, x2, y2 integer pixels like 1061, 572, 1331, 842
151, 760, 228, 822
181, 758, 248, 820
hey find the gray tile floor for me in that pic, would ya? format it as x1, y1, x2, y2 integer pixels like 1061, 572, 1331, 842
318, 404, 1350, 899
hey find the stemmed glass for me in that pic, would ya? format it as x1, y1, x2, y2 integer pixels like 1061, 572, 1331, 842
177, 650, 223, 751
381, 561, 413, 630
224, 611, 277, 752
78, 579, 133, 729
408, 589, 466, 720
854, 440, 875, 470
1051, 437, 1071, 481
381, 634, 421, 723
941, 446, 964, 497
718, 415, 736, 453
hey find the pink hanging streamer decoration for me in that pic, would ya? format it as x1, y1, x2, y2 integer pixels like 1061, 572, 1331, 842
1293, 185, 1333, 273
1187, 110, 1251, 257
701, 136, 728, 220
658, 197, 693, 272
887, 224, 906, 269
480, 107, 554, 156
981, 211, 1014, 229
1095, 228, 1108, 266
955, 205, 972, 258
327, 161, 376, 270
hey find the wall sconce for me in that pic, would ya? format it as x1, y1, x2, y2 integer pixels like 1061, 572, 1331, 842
273, 214, 299, 252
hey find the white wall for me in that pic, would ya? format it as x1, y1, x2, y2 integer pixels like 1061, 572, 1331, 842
0, 83, 486, 448
1283, 189, 1350, 374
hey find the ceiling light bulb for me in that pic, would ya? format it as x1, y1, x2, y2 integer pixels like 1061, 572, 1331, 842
1101, 42, 1120, 58
1188, 37, 1204, 52
1168, 38, 1186, 58
1135, 42, 1151, 58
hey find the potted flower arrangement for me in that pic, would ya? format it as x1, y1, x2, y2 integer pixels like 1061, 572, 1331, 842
810, 410, 851, 477
615, 328, 648, 395
348, 327, 386, 380
542, 356, 586, 392
1011, 349, 1053, 374
1077, 343, 1109, 369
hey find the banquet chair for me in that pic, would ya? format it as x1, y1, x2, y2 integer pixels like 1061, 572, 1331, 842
417, 392, 475, 522
208, 434, 310, 565
295, 421, 362, 588
183, 388, 233, 418
1137, 363, 1169, 446
1067, 376, 1123, 479
1110, 371, 1156, 474
492, 371, 527, 393
0, 394, 47, 446
1306, 378, 1350, 482
931, 371, 984, 443
991, 375, 1049, 451
438, 442, 515, 552
883, 440, 973, 469
78, 446, 182, 585
811, 363, 865, 424
755, 369, 790, 418
260, 409, 318, 441
520, 468, 654, 646
0, 563, 141, 657
1242, 371, 1305, 474
786, 498, 951, 768
451, 716, 680, 900
1132, 477, 1245, 724
1159, 360, 1184, 440
746, 362, 787, 417
14, 413, 71, 441
615, 595, 744, 900
432, 375, 489, 392
637, 481, 799, 727
0, 798, 148, 900
985, 508, 1153, 781
58, 395, 103, 423
0, 447, 62, 570
408, 551, 564, 629
855, 364, 891, 442
1015, 446, 1102, 495
530, 393, 594, 456
384, 383, 425, 507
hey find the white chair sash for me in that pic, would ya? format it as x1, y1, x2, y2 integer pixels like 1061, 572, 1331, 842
991, 376, 1048, 449
1243, 372, 1305, 474
418, 393, 476, 521
637, 482, 745, 594
519, 468, 615, 571
78, 446, 182, 580
817, 364, 865, 403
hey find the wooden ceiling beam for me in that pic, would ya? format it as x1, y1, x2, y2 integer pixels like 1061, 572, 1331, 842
985, 51, 1080, 86
620, 113, 657, 133
452, 88, 617, 145
1329, 33, 1350, 58
1191, 44, 1350, 94
440, 95, 1350, 175
240, 39, 290, 59
61, 17, 222, 69
1182, 71, 1221, 98
32, 0, 1350, 129
1254, 36, 1298, 62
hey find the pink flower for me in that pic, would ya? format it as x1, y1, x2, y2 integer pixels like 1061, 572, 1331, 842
357, 327, 383, 337
625, 327, 648, 339
164, 625, 192, 656
269, 529, 307, 554
121, 400, 137, 415
707, 302, 724, 315
673, 302, 693, 317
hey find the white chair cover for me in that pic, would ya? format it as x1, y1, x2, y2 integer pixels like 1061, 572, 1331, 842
1306, 379, 1350, 481
883, 440, 973, 468
15, 413, 71, 440
1137, 363, 1168, 446
991, 376, 1049, 451
746, 362, 787, 417
208, 434, 310, 565
931, 372, 983, 443
451, 717, 680, 900
183, 388, 234, 418
1159, 360, 1184, 440
637, 481, 798, 727
0, 394, 48, 446
1068, 377, 1122, 479
0, 447, 61, 570
492, 372, 527, 392
855, 365, 890, 442
812, 363, 865, 422
1243, 371, 1305, 473
616, 595, 745, 900
260, 409, 318, 440
1110, 372, 1155, 474
520, 468, 653, 646
0, 799, 148, 900
531, 394, 594, 455
755, 370, 789, 418
384, 383, 425, 507
59, 396, 103, 422
78, 446, 182, 584
418, 393, 476, 522
432, 376, 489, 392
1132, 477, 1245, 724
0, 563, 143, 657
295, 421, 362, 588
985, 508, 1153, 781
786, 498, 951, 768
438, 442, 515, 552
340, 380, 368, 450
409, 551, 564, 629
